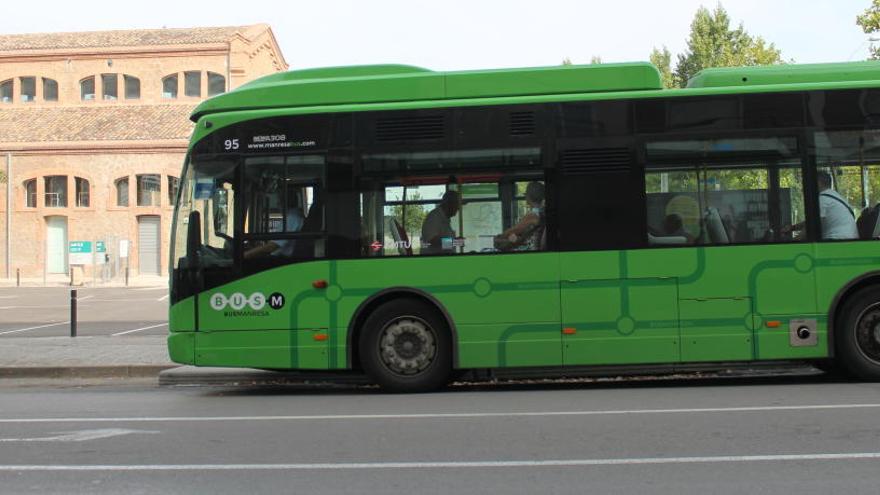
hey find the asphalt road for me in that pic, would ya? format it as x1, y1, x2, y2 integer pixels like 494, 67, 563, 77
1, 376, 880, 494
0, 287, 168, 337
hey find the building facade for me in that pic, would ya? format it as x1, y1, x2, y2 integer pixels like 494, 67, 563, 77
0, 25, 287, 281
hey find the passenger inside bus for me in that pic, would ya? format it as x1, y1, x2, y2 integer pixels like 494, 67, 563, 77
420, 190, 460, 254
494, 181, 545, 251
783, 171, 858, 240
663, 213, 696, 243
244, 191, 305, 259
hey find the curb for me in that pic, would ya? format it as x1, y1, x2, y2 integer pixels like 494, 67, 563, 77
0, 365, 176, 379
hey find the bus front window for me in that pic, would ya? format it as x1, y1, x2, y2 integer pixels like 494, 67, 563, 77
241, 154, 325, 260
172, 157, 237, 271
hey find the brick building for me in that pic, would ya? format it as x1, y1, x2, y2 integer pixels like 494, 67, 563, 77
0, 25, 287, 282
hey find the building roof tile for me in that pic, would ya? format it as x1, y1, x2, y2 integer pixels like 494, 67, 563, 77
0, 25, 260, 52
0, 104, 195, 143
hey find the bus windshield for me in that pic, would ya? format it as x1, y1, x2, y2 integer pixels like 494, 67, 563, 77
171, 156, 236, 272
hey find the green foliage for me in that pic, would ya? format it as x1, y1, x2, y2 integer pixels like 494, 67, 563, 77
390, 192, 428, 238
672, 4, 784, 87
829, 165, 880, 210
857, 0, 880, 59
560, 57, 600, 66
650, 46, 675, 89
0, 170, 6, 184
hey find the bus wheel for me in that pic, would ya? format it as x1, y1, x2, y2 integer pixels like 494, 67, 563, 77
359, 299, 452, 392
837, 286, 880, 380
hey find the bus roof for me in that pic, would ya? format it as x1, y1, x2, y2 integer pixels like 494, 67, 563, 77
688, 61, 880, 89
191, 60, 880, 122
190, 62, 663, 121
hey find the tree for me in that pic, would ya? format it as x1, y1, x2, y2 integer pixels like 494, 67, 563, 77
857, 0, 880, 59
672, 4, 784, 87
390, 192, 428, 241
589, 55, 602, 65
561, 57, 573, 66
650, 46, 675, 89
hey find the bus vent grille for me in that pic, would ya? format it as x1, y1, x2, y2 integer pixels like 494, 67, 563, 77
561, 148, 631, 174
376, 116, 445, 142
509, 111, 536, 136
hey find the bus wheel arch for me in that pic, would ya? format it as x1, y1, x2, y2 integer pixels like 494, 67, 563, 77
829, 272, 880, 379
348, 288, 459, 372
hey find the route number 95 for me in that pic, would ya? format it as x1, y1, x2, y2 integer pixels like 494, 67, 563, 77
224, 139, 240, 151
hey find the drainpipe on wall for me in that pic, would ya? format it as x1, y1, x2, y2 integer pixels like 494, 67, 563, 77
5, 152, 11, 280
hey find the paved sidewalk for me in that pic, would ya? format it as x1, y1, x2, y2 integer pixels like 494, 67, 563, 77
0, 274, 167, 288
0, 333, 365, 386
0, 335, 174, 379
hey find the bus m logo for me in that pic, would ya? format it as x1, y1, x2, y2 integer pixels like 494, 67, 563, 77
209, 292, 280, 311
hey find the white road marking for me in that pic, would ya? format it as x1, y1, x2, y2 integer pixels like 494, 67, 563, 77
112, 323, 167, 336
76, 295, 94, 301
0, 296, 18, 299
2, 403, 880, 424
0, 321, 69, 336
2, 452, 880, 471
157, 294, 169, 302
0, 429, 157, 443
133, 287, 167, 291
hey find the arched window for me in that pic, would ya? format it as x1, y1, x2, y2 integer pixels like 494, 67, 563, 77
20, 77, 35, 102
208, 72, 226, 96
184, 71, 201, 97
101, 73, 118, 100
42, 78, 58, 101
1, 79, 12, 103
137, 174, 161, 206
44, 176, 67, 207
24, 179, 36, 208
162, 74, 178, 99
124, 75, 140, 100
168, 176, 180, 205
80, 76, 95, 101
75, 177, 90, 207
115, 177, 129, 207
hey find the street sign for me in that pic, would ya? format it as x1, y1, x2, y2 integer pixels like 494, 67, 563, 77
96, 240, 107, 265
69, 241, 92, 265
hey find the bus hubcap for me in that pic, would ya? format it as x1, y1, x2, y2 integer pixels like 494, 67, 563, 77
379, 317, 436, 375
856, 306, 880, 363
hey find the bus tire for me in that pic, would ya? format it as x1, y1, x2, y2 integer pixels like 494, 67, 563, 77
836, 286, 880, 380
358, 298, 452, 392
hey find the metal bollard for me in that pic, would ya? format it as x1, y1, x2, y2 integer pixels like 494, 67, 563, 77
16, 268, 19, 287
70, 289, 77, 338
125, 266, 129, 287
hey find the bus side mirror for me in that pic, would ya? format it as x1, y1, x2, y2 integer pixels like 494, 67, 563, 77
186, 210, 202, 269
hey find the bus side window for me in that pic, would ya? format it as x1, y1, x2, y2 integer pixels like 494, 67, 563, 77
645, 137, 805, 246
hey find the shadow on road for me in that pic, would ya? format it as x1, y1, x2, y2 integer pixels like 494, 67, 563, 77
193, 366, 845, 398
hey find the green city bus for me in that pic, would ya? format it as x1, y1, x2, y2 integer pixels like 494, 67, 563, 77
169, 61, 880, 392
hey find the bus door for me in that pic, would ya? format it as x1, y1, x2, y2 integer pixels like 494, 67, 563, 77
171, 155, 238, 327
554, 139, 681, 365
642, 135, 814, 363
560, 270, 679, 366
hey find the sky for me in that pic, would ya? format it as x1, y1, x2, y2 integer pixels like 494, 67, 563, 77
1, 0, 875, 71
